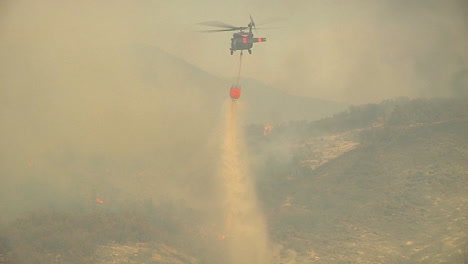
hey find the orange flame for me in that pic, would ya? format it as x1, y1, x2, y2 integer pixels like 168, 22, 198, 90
263, 125, 273, 136
96, 198, 104, 204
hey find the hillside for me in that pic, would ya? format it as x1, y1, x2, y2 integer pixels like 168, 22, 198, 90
1, 97, 466, 264
249, 97, 468, 263
239, 78, 348, 123
134, 46, 348, 124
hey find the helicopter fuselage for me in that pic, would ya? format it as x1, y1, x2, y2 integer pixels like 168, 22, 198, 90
230, 32, 266, 55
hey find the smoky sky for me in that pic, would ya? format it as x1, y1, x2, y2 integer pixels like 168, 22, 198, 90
150, 0, 468, 103
2, 1, 467, 103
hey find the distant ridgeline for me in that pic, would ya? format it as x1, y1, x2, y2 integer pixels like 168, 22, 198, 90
247, 97, 468, 140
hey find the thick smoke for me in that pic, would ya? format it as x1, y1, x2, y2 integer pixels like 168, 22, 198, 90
1, 0, 466, 245
253, 0, 468, 103
0, 0, 225, 221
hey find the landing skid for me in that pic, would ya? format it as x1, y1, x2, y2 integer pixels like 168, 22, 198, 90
230, 49, 252, 55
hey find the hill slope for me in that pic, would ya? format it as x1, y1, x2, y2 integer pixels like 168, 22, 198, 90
250, 97, 468, 264
239, 78, 348, 124
134, 46, 348, 124
1, 97, 466, 263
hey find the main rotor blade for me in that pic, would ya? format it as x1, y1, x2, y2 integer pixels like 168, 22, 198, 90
198, 20, 238, 29
198, 28, 242, 33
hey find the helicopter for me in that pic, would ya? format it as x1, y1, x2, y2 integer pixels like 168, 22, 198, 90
199, 15, 267, 55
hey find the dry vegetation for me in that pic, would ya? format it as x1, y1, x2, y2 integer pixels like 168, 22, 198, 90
253, 97, 468, 263
1, 97, 467, 263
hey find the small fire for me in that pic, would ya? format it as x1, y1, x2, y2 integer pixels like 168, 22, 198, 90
95, 198, 104, 204
219, 234, 228, 240
263, 125, 273, 136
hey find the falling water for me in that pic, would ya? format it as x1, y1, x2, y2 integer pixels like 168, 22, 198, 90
219, 100, 270, 264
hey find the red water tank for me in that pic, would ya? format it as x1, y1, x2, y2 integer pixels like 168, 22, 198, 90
230, 87, 241, 100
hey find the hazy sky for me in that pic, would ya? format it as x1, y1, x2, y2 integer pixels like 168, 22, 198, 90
2, 0, 467, 102
142, 0, 468, 103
